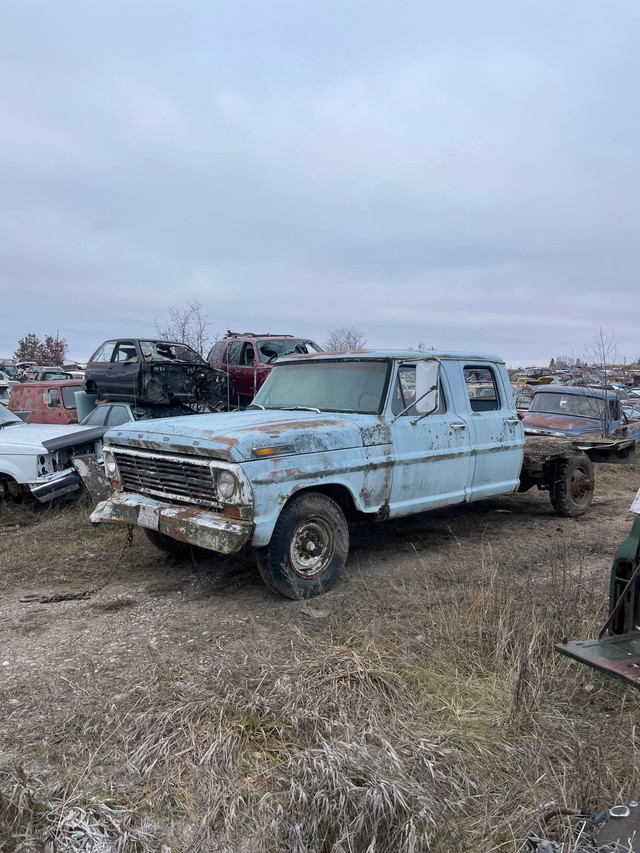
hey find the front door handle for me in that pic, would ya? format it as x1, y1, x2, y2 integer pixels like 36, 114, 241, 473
505, 418, 520, 424
450, 422, 467, 429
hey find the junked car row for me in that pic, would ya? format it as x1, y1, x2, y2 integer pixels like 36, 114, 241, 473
0, 337, 237, 503
1, 336, 638, 519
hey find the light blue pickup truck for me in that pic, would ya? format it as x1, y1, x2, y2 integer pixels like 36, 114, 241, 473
91, 351, 636, 597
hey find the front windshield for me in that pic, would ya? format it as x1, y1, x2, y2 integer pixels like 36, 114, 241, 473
0, 403, 21, 427
252, 360, 390, 414
139, 341, 205, 364
529, 391, 607, 420
257, 339, 322, 363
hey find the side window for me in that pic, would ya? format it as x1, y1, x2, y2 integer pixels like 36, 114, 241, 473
391, 364, 447, 416
107, 405, 131, 426
83, 406, 109, 426
242, 343, 255, 366
47, 388, 60, 408
113, 341, 138, 363
225, 342, 243, 365
90, 341, 116, 363
207, 341, 224, 363
464, 366, 500, 412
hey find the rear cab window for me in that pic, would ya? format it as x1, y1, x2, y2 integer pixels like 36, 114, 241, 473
463, 366, 502, 412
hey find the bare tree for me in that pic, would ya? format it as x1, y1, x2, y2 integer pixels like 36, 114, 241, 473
325, 326, 367, 351
584, 327, 620, 437
154, 300, 214, 357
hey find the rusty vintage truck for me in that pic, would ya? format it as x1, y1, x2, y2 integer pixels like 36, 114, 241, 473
523, 385, 640, 441
90, 351, 636, 598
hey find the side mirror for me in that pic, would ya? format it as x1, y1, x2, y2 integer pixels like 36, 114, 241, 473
414, 360, 440, 414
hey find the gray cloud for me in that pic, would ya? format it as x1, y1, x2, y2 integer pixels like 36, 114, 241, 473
1, 0, 639, 364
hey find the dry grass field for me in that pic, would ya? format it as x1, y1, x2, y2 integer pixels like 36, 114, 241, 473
1, 463, 640, 852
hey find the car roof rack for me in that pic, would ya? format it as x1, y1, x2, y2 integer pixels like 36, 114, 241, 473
224, 331, 294, 339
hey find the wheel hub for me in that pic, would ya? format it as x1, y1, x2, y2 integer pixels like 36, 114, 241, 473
289, 517, 334, 578
571, 469, 595, 502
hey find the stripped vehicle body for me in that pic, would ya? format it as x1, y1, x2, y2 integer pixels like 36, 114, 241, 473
91, 351, 635, 598
84, 339, 231, 407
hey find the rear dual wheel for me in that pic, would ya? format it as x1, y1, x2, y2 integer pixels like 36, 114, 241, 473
257, 492, 349, 599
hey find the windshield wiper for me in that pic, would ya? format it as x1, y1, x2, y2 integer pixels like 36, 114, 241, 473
281, 406, 322, 414
247, 403, 265, 410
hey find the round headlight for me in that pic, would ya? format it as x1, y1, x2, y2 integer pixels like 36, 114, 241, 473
103, 449, 119, 479
217, 470, 237, 500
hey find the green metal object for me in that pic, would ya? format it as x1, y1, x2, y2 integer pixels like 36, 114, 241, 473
608, 516, 640, 635
556, 517, 640, 688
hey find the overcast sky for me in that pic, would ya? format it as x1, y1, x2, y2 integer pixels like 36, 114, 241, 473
1, 0, 638, 366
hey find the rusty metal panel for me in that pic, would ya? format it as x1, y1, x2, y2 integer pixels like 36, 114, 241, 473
556, 634, 640, 688
72, 454, 112, 501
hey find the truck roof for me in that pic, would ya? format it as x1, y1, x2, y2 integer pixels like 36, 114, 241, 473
279, 349, 506, 364
533, 385, 617, 400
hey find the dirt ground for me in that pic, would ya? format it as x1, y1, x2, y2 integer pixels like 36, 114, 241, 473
1, 463, 640, 851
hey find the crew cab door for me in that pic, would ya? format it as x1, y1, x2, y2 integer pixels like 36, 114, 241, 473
387, 361, 474, 516
459, 363, 523, 500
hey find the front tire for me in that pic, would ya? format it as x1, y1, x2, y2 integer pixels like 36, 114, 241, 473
550, 455, 595, 517
144, 527, 190, 556
256, 492, 349, 599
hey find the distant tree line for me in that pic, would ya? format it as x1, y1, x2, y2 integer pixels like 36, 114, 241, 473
13, 332, 68, 365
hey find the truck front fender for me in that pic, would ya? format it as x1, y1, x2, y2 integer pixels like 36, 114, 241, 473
247, 446, 394, 548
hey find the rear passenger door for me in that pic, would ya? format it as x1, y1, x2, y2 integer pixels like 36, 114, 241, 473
461, 364, 523, 500
225, 342, 258, 403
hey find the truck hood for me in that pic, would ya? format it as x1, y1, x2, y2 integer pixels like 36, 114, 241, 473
105, 409, 389, 462
522, 412, 605, 438
0, 422, 106, 452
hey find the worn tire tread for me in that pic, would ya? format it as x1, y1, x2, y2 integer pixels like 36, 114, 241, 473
550, 454, 594, 517
257, 492, 349, 599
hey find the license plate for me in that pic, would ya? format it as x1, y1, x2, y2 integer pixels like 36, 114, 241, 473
138, 505, 159, 529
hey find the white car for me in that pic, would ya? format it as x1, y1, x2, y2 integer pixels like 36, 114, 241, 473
0, 403, 106, 504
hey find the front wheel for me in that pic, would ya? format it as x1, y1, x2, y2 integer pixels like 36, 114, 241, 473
256, 492, 349, 599
144, 527, 191, 556
550, 455, 595, 517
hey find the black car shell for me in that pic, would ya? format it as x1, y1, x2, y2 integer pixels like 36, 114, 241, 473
84, 339, 232, 406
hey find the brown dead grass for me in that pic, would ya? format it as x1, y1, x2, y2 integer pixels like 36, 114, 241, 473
0, 463, 639, 851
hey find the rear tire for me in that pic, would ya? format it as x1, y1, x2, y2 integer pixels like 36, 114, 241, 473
550, 455, 595, 517
256, 492, 348, 599
144, 527, 190, 555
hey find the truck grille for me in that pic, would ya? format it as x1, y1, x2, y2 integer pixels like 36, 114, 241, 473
113, 448, 219, 507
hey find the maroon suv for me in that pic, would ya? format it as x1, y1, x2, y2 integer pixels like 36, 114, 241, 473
207, 332, 322, 406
